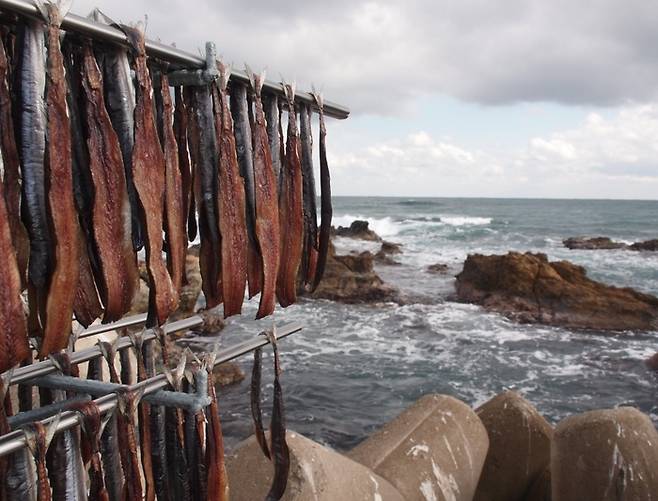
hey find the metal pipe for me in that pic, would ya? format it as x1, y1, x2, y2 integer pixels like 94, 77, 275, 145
0, 321, 302, 457
78, 313, 148, 339
0, 0, 350, 119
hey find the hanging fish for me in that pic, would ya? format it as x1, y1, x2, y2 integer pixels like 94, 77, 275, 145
247, 69, 280, 319
160, 70, 186, 297
184, 86, 221, 307
204, 354, 228, 501
72, 401, 110, 501
37, 0, 80, 358
213, 62, 248, 318
0, 34, 28, 286
164, 358, 191, 501
25, 416, 59, 501
0, 155, 29, 373
250, 344, 270, 460
123, 24, 177, 327
298, 102, 318, 287
184, 366, 207, 500
230, 80, 262, 298
174, 86, 196, 243
276, 84, 304, 307
115, 388, 146, 501
311, 93, 332, 290
80, 39, 139, 323
262, 93, 282, 184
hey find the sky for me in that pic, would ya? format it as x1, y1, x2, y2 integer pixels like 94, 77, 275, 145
73, 0, 658, 199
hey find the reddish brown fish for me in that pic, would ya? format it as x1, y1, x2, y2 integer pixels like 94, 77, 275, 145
80, 40, 139, 323
214, 62, 248, 318
276, 84, 304, 307
160, 71, 186, 297
205, 358, 229, 501
248, 71, 280, 318
39, 1, 79, 358
0, 35, 28, 286
26, 421, 52, 501
174, 87, 196, 244
124, 25, 177, 327
72, 225, 103, 328
0, 174, 29, 373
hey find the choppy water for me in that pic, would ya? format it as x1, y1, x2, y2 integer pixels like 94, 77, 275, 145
197, 197, 658, 452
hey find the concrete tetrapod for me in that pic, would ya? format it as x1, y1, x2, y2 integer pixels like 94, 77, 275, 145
226, 430, 404, 500
349, 394, 489, 501
552, 407, 658, 501
474, 391, 553, 501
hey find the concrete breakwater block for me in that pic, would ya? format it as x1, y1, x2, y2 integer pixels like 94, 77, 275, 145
474, 391, 553, 501
349, 394, 489, 501
552, 407, 658, 501
226, 430, 404, 501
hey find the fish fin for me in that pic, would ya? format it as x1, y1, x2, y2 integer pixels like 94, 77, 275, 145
44, 413, 62, 448
127, 328, 145, 356
311, 89, 324, 110
164, 356, 186, 389
86, 7, 118, 27
0, 367, 15, 401
56, 0, 72, 20
48, 354, 64, 374
33, 0, 49, 24
281, 79, 296, 106
216, 59, 231, 91
120, 20, 146, 54
98, 408, 114, 436
97, 339, 117, 365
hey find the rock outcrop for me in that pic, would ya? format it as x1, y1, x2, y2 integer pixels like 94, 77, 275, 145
374, 240, 403, 266
427, 263, 449, 274
563, 237, 627, 250
334, 220, 382, 241
454, 252, 658, 331
630, 239, 658, 251
645, 352, 658, 371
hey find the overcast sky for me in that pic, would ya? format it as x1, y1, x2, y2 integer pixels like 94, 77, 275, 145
75, 0, 658, 199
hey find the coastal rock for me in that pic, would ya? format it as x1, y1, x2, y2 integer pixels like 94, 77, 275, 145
374, 240, 403, 266
334, 220, 382, 241
454, 252, 658, 331
523, 468, 551, 501
349, 394, 489, 501
474, 391, 553, 501
563, 236, 627, 250
427, 263, 449, 274
552, 407, 658, 500
309, 243, 399, 303
645, 352, 658, 371
213, 362, 245, 386
629, 239, 658, 251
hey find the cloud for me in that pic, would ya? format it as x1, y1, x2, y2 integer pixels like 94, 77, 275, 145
72, 0, 658, 114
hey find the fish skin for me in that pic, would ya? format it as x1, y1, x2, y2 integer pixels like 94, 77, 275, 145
123, 25, 177, 327
160, 71, 186, 297
5, 448, 37, 501
311, 93, 332, 291
0, 35, 29, 286
80, 39, 139, 323
262, 93, 281, 183
230, 81, 262, 298
71, 401, 110, 501
39, 1, 79, 358
248, 72, 281, 319
184, 86, 221, 308
17, 17, 50, 295
205, 363, 229, 501
25, 422, 52, 501
164, 363, 191, 501
0, 159, 30, 372
214, 63, 248, 317
116, 390, 144, 501
173, 86, 196, 243
276, 84, 304, 307
298, 103, 318, 287
250, 347, 270, 459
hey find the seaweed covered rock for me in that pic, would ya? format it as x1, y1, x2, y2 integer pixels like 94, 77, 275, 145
455, 252, 658, 331
334, 220, 382, 241
563, 237, 627, 250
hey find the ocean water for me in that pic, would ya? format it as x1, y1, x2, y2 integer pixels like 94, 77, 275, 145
197, 197, 658, 452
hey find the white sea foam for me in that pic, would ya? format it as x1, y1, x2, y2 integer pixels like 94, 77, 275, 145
440, 216, 492, 226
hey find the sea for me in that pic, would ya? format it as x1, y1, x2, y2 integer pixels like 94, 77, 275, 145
199, 197, 658, 452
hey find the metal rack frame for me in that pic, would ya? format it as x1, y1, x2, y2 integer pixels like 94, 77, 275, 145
0, 0, 350, 119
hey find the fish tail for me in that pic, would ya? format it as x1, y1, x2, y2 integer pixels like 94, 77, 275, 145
312, 91, 324, 111
282, 79, 296, 106
216, 60, 231, 91
245, 65, 266, 97
34, 0, 71, 27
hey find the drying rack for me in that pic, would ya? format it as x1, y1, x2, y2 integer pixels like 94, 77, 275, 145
0, 0, 350, 460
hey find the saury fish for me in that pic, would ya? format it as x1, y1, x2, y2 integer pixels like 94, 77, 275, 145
204, 355, 228, 501
311, 93, 332, 290
262, 93, 281, 184
247, 70, 280, 319
123, 24, 177, 327
276, 84, 304, 307
164, 359, 191, 501
115, 389, 145, 501
72, 401, 110, 501
214, 62, 248, 317
298, 102, 318, 287
25, 421, 54, 501
38, 0, 80, 358
173, 87, 196, 243
230, 80, 262, 298
80, 39, 139, 322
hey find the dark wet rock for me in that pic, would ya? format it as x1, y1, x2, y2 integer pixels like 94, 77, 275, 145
645, 352, 658, 371
374, 240, 403, 266
213, 362, 245, 386
455, 251, 658, 331
629, 239, 658, 251
192, 309, 225, 336
563, 236, 627, 250
334, 220, 381, 241
474, 391, 552, 501
427, 263, 449, 274
380, 241, 402, 254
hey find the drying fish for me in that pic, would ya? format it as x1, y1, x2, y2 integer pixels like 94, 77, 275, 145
0, 34, 28, 285
164, 358, 191, 501
38, 0, 79, 358
5, 441, 37, 501
263, 93, 282, 184
0, 370, 21, 501
298, 102, 318, 287
311, 93, 332, 290
174, 87, 196, 243
160, 70, 186, 296
250, 344, 270, 459
276, 83, 304, 307
184, 85, 221, 307
25, 415, 59, 501
115, 388, 146, 501
123, 24, 177, 326
72, 401, 110, 501
247, 69, 280, 318
89, 8, 144, 252
204, 354, 229, 501
184, 366, 207, 500
214, 62, 248, 317
230, 80, 262, 298
0, 164, 30, 372
80, 39, 139, 322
